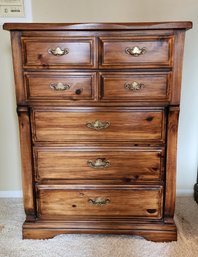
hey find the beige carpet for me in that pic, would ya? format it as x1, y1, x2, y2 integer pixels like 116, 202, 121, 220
0, 197, 198, 257
0, 225, 4, 232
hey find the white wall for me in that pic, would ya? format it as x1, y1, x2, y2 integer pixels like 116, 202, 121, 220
0, 0, 198, 193
0, 29, 21, 191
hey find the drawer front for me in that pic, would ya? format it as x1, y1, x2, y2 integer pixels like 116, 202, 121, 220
99, 36, 173, 68
34, 147, 164, 182
22, 37, 96, 68
25, 72, 96, 100
100, 72, 171, 101
36, 185, 163, 219
31, 108, 165, 143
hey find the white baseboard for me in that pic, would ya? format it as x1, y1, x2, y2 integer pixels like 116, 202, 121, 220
176, 189, 194, 196
0, 191, 23, 198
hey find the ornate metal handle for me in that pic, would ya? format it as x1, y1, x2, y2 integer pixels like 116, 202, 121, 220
88, 197, 110, 206
87, 158, 110, 169
147, 209, 157, 214
125, 81, 144, 91
86, 120, 110, 130
125, 46, 146, 57
49, 82, 70, 91
48, 46, 69, 56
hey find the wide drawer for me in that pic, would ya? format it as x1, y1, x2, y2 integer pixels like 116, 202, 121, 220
22, 37, 96, 68
99, 36, 173, 68
31, 108, 165, 143
25, 72, 96, 100
100, 72, 171, 101
36, 185, 163, 219
33, 147, 164, 182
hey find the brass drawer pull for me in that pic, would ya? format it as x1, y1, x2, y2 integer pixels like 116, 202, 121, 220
147, 209, 157, 214
125, 81, 144, 91
87, 158, 110, 169
49, 82, 70, 91
88, 197, 110, 206
125, 46, 146, 57
86, 120, 110, 130
48, 46, 69, 56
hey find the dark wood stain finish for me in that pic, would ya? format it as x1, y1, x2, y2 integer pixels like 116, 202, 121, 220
4, 22, 192, 242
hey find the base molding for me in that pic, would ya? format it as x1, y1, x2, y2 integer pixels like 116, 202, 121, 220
0, 191, 22, 198
23, 219, 177, 242
176, 189, 193, 196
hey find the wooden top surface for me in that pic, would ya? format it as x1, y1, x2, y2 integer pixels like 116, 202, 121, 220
3, 21, 192, 31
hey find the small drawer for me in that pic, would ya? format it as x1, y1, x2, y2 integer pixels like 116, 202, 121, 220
25, 72, 96, 100
100, 72, 171, 101
31, 108, 166, 143
22, 37, 96, 68
99, 36, 173, 68
33, 147, 164, 182
36, 185, 163, 219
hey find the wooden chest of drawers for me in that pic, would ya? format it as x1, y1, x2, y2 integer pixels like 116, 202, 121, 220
4, 22, 192, 242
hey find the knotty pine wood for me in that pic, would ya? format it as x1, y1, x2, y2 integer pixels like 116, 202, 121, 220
4, 22, 192, 241
24, 72, 96, 100
99, 36, 173, 68
33, 147, 164, 182
10, 32, 24, 104
100, 72, 171, 101
31, 108, 165, 143
22, 37, 97, 68
36, 185, 163, 219
164, 106, 179, 223
3, 21, 192, 31
17, 107, 35, 221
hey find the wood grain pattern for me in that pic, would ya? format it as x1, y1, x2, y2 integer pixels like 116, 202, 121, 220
36, 185, 163, 219
25, 72, 96, 100
99, 36, 173, 68
22, 220, 177, 241
171, 31, 186, 104
24, 228, 176, 242
17, 107, 35, 221
164, 107, 179, 222
3, 22, 191, 241
3, 21, 192, 31
33, 147, 164, 182
22, 37, 97, 68
10, 32, 25, 104
31, 108, 165, 143
100, 72, 171, 101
